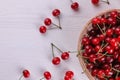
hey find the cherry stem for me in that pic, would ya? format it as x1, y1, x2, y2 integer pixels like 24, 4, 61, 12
98, 52, 107, 59
112, 68, 120, 73
51, 43, 55, 58
117, 16, 120, 20
52, 23, 62, 29
58, 16, 62, 29
19, 75, 23, 80
96, 43, 108, 54
101, 0, 110, 5
68, 51, 78, 53
97, 24, 105, 35
51, 43, 63, 54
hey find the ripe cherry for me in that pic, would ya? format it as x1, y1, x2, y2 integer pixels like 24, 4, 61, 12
97, 70, 105, 78
65, 71, 74, 79
61, 52, 69, 60
44, 18, 52, 26
91, 0, 99, 5
23, 70, 30, 78
92, 38, 100, 45
107, 17, 116, 25
91, 0, 110, 5
64, 75, 71, 80
44, 71, 51, 79
71, 2, 79, 10
106, 29, 113, 37
52, 57, 61, 65
82, 37, 90, 45
92, 18, 101, 25
52, 9, 61, 17
39, 26, 47, 33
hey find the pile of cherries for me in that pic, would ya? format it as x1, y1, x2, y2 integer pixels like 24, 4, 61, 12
81, 10, 120, 80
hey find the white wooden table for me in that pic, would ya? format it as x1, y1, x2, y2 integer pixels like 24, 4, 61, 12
0, 0, 119, 80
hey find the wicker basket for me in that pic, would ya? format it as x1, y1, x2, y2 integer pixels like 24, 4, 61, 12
77, 9, 120, 80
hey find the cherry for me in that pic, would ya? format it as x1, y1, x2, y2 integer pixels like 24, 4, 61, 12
101, 18, 108, 24
92, 17, 101, 25
61, 52, 70, 60
89, 54, 97, 63
115, 27, 120, 35
91, 68, 98, 76
52, 9, 61, 17
52, 57, 61, 65
65, 71, 74, 79
95, 45, 101, 52
71, 2, 79, 10
44, 71, 51, 79
86, 63, 94, 69
64, 76, 71, 80
110, 38, 118, 47
91, 0, 110, 5
110, 10, 118, 18
92, 38, 100, 45
39, 26, 47, 33
82, 37, 90, 45
108, 17, 116, 26
44, 18, 52, 26
23, 70, 30, 78
97, 70, 105, 78
105, 45, 114, 54
91, 0, 99, 5
105, 69, 113, 77
106, 29, 113, 37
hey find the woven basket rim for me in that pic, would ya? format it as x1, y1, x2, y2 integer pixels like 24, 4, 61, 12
77, 9, 120, 80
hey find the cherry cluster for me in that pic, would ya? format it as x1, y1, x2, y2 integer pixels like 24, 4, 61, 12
39, 9, 62, 34
80, 10, 120, 80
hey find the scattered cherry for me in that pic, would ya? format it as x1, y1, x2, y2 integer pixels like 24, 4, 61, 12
52, 57, 61, 65
43, 71, 51, 79
61, 52, 70, 60
23, 70, 30, 78
44, 18, 52, 26
52, 9, 61, 17
39, 26, 47, 33
71, 2, 79, 10
91, 0, 110, 5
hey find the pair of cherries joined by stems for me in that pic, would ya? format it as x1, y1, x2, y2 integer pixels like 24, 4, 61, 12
19, 70, 51, 80
51, 43, 77, 65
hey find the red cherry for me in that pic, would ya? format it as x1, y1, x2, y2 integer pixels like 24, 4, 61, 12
110, 10, 118, 18
100, 18, 108, 24
105, 69, 113, 77
52, 57, 61, 65
89, 54, 97, 63
52, 9, 60, 17
97, 70, 105, 78
107, 17, 116, 25
61, 52, 69, 60
71, 2, 79, 10
91, 69, 98, 76
92, 18, 101, 25
44, 18, 52, 26
64, 75, 71, 80
23, 70, 30, 78
39, 26, 47, 33
106, 29, 113, 37
110, 38, 118, 47
44, 71, 51, 79
95, 45, 101, 52
92, 38, 100, 45
82, 37, 90, 45
105, 45, 114, 54
91, 0, 99, 5
65, 71, 74, 79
